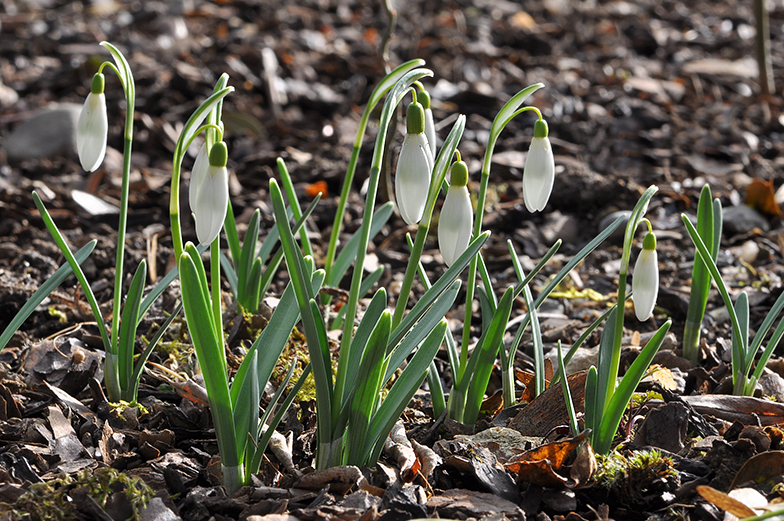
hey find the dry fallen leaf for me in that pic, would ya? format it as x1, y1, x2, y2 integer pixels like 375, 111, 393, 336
745, 178, 781, 216
505, 430, 590, 487
696, 485, 757, 519
730, 451, 784, 490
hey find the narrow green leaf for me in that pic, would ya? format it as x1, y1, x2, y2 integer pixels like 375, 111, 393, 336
232, 350, 259, 460
0, 240, 96, 351
594, 320, 672, 454
132, 302, 182, 389
390, 231, 489, 348
179, 251, 239, 466
33, 192, 110, 351
366, 320, 447, 465
346, 311, 392, 465
461, 286, 515, 425
557, 341, 580, 436
139, 243, 208, 321
117, 260, 146, 401
385, 280, 461, 382
584, 366, 597, 433
593, 306, 619, 430
238, 209, 261, 305
219, 250, 239, 298
329, 202, 394, 287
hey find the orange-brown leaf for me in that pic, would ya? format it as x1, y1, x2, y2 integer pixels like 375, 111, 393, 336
745, 178, 781, 216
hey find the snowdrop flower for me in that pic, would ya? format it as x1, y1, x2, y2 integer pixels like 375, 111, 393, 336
76, 73, 108, 172
190, 141, 229, 245
632, 231, 659, 321
439, 159, 473, 267
419, 88, 436, 158
522, 119, 555, 213
395, 100, 434, 225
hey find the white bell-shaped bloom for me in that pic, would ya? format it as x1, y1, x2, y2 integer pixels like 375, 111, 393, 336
395, 101, 434, 225
76, 73, 108, 172
190, 141, 229, 245
632, 232, 659, 321
439, 161, 473, 266
189, 143, 209, 209
419, 89, 437, 158
522, 119, 555, 213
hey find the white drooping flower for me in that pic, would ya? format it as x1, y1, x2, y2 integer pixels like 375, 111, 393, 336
76, 73, 108, 172
190, 141, 229, 245
439, 160, 473, 267
632, 231, 659, 321
522, 119, 555, 213
419, 88, 437, 158
395, 101, 434, 225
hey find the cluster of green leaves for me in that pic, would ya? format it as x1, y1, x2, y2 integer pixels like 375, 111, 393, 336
682, 185, 723, 364
683, 207, 784, 396
20, 43, 180, 403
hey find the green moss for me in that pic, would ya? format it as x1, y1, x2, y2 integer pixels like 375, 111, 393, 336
0, 467, 153, 521
594, 448, 676, 491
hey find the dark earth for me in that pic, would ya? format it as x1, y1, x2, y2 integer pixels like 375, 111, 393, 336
3, 0, 784, 520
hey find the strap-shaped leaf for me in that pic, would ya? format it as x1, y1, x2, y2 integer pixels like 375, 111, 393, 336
277, 158, 312, 257
593, 306, 618, 431
224, 199, 242, 272
117, 260, 146, 401
428, 359, 446, 420
179, 250, 238, 466
460, 286, 515, 425
0, 240, 96, 351
584, 366, 598, 434
683, 215, 750, 393
329, 202, 394, 287
390, 231, 489, 347
219, 250, 239, 298
139, 243, 208, 321
346, 311, 392, 465
594, 320, 672, 454
385, 280, 461, 383
232, 350, 259, 461
365, 319, 447, 466
237, 209, 261, 306
33, 192, 110, 351
557, 341, 580, 436
247, 362, 311, 476
736, 292, 752, 373
346, 289, 388, 380
132, 301, 182, 390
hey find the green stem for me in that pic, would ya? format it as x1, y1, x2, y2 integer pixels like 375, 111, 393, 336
333, 69, 432, 424
211, 238, 226, 375
392, 223, 428, 327
606, 273, 627, 408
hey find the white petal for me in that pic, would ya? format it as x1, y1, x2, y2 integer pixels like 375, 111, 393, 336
438, 185, 473, 266
424, 108, 436, 158
632, 248, 659, 321
188, 143, 209, 215
395, 133, 433, 225
522, 137, 555, 213
76, 92, 108, 172
194, 165, 229, 245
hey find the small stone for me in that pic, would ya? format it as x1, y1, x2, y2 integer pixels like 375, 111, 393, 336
3, 103, 81, 161
722, 205, 769, 235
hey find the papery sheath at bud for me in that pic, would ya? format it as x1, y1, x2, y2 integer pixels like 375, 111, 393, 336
190, 141, 229, 245
395, 101, 434, 225
419, 89, 436, 158
439, 161, 473, 266
522, 119, 555, 213
76, 73, 108, 172
632, 231, 659, 321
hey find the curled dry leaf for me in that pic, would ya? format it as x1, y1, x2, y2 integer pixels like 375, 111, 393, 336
505, 430, 591, 487
696, 485, 759, 519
